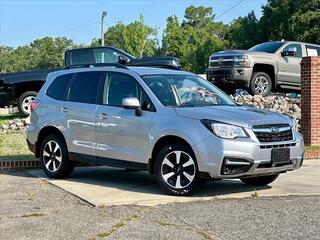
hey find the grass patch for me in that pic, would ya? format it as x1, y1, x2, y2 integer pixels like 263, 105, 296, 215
0, 113, 24, 125
304, 145, 320, 152
91, 214, 139, 239
0, 131, 34, 161
21, 212, 46, 218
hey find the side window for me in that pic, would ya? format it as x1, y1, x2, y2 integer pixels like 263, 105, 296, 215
306, 45, 320, 56
94, 49, 120, 63
103, 72, 155, 111
46, 73, 73, 100
67, 71, 102, 104
283, 44, 302, 58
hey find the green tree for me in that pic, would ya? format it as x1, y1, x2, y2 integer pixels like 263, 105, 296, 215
162, 6, 228, 73
92, 15, 158, 58
259, 0, 320, 44
227, 11, 262, 49
0, 37, 77, 73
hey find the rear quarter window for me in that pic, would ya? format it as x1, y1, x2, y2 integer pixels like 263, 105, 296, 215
46, 73, 73, 100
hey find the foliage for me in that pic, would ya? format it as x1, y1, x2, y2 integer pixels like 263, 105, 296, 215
92, 15, 158, 58
0, 37, 77, 73
162, 6, 228, 73
227, 11, 262, 49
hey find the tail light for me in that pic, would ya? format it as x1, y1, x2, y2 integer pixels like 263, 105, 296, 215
30, 100, 40, 112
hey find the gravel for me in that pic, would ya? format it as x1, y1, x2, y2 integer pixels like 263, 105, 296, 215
1, 170, 319, 240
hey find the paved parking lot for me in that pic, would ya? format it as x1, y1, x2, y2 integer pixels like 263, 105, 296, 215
28, 161, 320, 206
1, 169, 319, 240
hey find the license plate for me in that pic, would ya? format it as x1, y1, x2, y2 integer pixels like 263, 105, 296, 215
271, 148, 290, 164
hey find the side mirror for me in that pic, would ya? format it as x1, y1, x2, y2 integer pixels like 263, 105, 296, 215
122, 97, 142, 116
281, 50, 296, 57
118, 55, 129, 65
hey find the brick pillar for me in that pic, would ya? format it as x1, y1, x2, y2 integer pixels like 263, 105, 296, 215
301, 56, 320, 146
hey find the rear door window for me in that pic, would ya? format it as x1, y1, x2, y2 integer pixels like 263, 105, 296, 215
46, 73, 74, 100
67, 71, 103, 104
306, 45, 320, 56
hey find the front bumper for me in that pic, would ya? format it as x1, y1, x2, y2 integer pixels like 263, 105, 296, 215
195, 131, 304, 179
206, 67, 252, 89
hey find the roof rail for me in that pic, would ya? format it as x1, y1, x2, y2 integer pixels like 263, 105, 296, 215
64, 63, 128, 70
126, 63, 181, 70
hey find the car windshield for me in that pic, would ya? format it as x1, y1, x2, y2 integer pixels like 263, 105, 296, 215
249, 42, 284, 53
142, 74, 235, 107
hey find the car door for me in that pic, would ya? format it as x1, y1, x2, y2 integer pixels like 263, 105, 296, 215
277, 43, 303, 85
58, 71, 103, 160
95, 71, 155, 167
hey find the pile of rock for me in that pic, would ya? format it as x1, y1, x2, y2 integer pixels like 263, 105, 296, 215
231, 91, 301, 127
1, 117, 30, 132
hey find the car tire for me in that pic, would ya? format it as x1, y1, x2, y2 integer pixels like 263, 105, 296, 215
18, 91, 38, 116
240, 174, 279, 186
154, 143, 200, 196
250, 72, 272, 96
40, 134, 74, 179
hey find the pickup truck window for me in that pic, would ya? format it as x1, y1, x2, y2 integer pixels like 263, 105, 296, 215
94, 48, 120, 63
306, 45, 320, 56
46, 73, 73, 100
249, 42, 284, 53
282, 43, 302, 58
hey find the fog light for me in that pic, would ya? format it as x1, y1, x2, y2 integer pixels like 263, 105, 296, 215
221, 158, 253, 175
237, 70, 244, 75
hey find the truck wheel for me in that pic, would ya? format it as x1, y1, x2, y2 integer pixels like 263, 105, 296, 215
18, 91, 38, 116
240, 174, 279, 186
154, 143, 200, 196
250, 72, 272, 96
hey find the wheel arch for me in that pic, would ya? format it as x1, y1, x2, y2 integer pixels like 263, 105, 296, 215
252, 63, 276, 89
35, 126, 67, 158
148, 135, 195, 175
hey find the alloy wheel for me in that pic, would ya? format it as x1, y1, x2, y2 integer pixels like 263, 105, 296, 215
161, 150, 196, 189
43, 140, 62, 173
254, 76, 269, 95
22, 96, 36, 114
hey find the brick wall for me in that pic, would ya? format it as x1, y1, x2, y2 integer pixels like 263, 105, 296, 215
301, 56, 320, 146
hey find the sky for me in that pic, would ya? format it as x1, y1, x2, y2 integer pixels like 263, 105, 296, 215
0, 0, 267, 47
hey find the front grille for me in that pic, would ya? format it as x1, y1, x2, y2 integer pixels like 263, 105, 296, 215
252, 124, 293, 143
209, 56, 234, 67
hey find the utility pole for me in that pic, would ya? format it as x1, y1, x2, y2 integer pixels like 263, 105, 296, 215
101, 11, 107, 46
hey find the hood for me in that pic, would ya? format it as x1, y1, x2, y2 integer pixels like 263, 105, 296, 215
211, 49, 275, 58
175, 105, 291, 128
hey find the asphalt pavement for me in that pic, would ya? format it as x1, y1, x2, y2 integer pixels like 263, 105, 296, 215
1, 169, 319, 240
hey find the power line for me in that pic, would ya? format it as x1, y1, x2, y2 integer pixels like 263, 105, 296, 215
1, 21, 99, 43
215, 0, 245, 19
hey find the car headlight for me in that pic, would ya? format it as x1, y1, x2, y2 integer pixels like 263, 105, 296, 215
292, 119, 298, 132
201, 120, 248, 139
234, 55, 249, 67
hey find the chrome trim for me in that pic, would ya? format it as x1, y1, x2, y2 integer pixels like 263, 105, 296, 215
252, 126, 291, 133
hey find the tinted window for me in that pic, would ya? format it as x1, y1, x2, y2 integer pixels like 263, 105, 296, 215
68, 71, 102, 104
70, 49, 95, 65
103, 72, 155, 111
282, 44, 302, 58
46, 74, 73, 100
249, 42, 284, 53
306, 45, 320, 56
94, 49, 121, 63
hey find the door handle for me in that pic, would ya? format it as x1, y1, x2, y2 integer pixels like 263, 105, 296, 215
97, 112, 108, 120
58, 106, 69, 113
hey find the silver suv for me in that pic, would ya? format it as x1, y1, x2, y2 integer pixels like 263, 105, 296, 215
26, 64, 304, 195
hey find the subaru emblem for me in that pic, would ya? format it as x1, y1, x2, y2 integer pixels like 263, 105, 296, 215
271, 126, 279, 134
